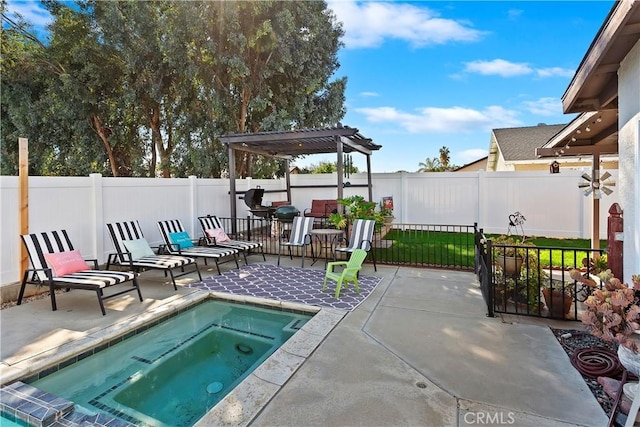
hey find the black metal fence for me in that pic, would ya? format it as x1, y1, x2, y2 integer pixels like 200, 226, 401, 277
373, 223, 476, 270
217, 217, 606, 322
474, 228, 606, 320
474, 228, 494, 317
215, 216, 477, 270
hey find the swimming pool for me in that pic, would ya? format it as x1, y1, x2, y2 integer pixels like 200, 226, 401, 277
26, 299, 312, 426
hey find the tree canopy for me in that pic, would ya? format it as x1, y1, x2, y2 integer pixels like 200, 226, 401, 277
295, 160, 360, 174
1, 0, 346, 178
417, 146, 458, 172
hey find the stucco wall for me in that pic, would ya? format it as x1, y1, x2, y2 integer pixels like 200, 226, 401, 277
618, 39, 640, 280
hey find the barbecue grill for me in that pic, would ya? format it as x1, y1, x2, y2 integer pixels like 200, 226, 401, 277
273, 205, 300, 222
243, 188, 299, 220
243, 188, 272, 218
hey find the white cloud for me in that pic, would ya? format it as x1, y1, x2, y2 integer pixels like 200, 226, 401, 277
463, 59, 576, 79
5, 0, 52, 28
327, 0, 485, 49
507, 9, 523, 20
360, 91, 380, 97
521, 97, 563, 116
536, 67, 575, 78
459, 148, 489, 163
464, 59, 532, 77
355, 105, 521, 133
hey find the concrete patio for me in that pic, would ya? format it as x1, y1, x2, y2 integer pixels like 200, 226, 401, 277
0, 256, 607, 427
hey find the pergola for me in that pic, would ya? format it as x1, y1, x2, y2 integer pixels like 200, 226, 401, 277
218, 125, 381, 219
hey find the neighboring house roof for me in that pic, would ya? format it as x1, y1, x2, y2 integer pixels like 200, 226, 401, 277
454, 156, 488, 172
493, 123, 567, 162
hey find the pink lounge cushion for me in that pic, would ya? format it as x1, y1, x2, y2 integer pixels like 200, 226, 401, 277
43, 250, 91, 277
205, 228, 231, 243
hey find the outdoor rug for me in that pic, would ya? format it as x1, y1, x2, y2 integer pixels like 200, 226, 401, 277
189, 263, 383, 311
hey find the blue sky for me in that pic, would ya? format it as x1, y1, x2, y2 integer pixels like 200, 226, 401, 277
323, 0, 614, 172
6, 1, 615, 173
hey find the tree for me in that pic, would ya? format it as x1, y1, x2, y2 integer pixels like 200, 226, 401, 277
439, 146, 451, 170
198, 1, 346, 177
417, 157, 441, 172
300, 160, 360, 174
417, 146, 458, 172
2, 0, 347, 178
1, 1, 142, 176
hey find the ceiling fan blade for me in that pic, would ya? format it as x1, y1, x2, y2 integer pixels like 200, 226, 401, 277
578, 182, 591, 188
581, 173, 592, 182
603, 180, 616, 187
601, 171, 611, 181
583, 187, 593, 196
594, 190, 602, 199
602, 186, 613, 196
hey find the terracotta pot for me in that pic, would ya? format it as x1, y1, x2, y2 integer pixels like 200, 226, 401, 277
497, 254, 524, 276
542, 288, 572, 318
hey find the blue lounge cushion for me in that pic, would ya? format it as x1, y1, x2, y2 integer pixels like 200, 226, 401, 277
169, 231, 194, 249
123, 238, 155, 260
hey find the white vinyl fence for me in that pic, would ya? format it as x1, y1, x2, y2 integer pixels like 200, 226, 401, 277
0, 169, 619, 286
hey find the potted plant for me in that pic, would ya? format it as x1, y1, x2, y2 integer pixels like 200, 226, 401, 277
328, 212, 347, 230
337, 195, 386, 230
491, 236, 546, 312
492, 235, 533, 277
542, 279, 574, 318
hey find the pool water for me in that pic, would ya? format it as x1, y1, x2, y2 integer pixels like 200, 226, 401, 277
28, 299, 311, 426
0, 412, 30, 427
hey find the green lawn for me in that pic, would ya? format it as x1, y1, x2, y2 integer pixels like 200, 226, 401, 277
374, 228, 606, 269
487, 234, 607, 269
375, 228, 476, 268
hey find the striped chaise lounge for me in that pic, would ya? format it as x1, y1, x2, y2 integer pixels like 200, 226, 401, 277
19, 230, 143, 315
106, 220, 202, 290
157, 219, 240, 275
197, 215, 265, 264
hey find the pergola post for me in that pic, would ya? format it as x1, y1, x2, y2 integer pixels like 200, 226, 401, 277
228, 144, 237, 233
592, 152, 600, 251
285, 158, 292, 203
19, 138, 28, 275
336, 135, 344, 201
366, 154, 373, 202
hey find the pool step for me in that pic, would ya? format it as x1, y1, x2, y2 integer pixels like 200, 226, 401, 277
283, 318, 308, 334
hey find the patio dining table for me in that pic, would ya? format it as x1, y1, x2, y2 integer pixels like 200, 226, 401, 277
310, 228, 344, 268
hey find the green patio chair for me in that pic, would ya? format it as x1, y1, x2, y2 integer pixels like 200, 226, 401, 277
322, 249, 367, 299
